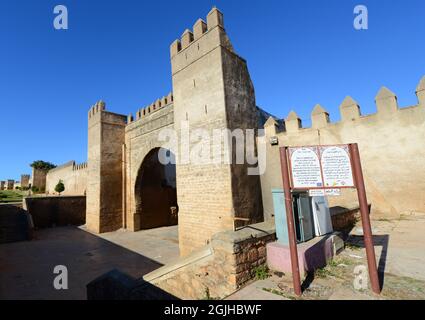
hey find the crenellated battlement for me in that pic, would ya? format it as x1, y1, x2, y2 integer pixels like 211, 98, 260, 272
45, 160, 88, 195
128, 92, 173, 124
47, 160, 87, 174
88, 100, 106, 120
170, 7, 235, 75
73, 162, 88, 171
265, 76, 425, 135
261, 75, 425, 220
170, 7, 224, 58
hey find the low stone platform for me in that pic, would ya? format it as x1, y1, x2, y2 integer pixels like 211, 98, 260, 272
266, 233, 344, 276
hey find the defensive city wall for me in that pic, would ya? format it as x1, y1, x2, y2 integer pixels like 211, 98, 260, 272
84, 7, 263, 257
55, 8, 425, 252
13, 7, 424, 262
45, 161, 88, 195
20, 174, 30, 189
0, 180, 15, 190
6, 7, 424, 299
261, 79, 425, 219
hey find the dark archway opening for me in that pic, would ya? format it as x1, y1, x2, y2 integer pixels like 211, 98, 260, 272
135, 148, 178, 230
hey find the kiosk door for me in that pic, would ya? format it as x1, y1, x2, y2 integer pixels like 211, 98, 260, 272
293, 192, 315, 243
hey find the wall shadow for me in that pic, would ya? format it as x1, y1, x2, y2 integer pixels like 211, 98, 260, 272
300, 233, 389, 293
346, 234, 390, 290
329, 205, 372, 239
0, 226, 174, 300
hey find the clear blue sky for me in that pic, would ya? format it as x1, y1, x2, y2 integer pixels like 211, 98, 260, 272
1, 0, 424, 181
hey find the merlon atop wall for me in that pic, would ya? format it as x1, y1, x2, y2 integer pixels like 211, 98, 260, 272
416, 76, 425, 105
47, 161, 87, 174
265, 77, 425, 135
340, 96, 361, 121
88, 100, 106, 119
170, 7, 224, 58
375, 86, 397, 114
73, 162, 88, 171
311, 104, 330, 129
129, 92, 173, 123
285, 111, 302, 132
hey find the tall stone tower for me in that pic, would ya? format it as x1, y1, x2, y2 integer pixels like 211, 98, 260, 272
20, 174, 30, 189
86, 100, 127, 233
171, 8, 263, 256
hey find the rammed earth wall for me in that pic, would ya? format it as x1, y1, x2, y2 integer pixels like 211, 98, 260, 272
261, 80, 425, 219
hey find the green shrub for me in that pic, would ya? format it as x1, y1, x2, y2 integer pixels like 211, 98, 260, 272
30, 160, 56, 171
254, 265, 270, 280
55, 180, 65, 195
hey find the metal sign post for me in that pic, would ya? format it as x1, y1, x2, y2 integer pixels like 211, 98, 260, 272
279, 143, 381, 296
279, 147, 302, 296
349, 143, 381, 294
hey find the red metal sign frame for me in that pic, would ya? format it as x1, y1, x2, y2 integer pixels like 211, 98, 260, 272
279, 143, 380, 296
287, 144, 356, 191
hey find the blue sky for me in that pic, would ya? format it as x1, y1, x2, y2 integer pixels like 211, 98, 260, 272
0, 0, 424, 181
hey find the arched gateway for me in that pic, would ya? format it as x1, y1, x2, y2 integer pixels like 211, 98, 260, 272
85, 7, 264, 256
134, 148, 178, 230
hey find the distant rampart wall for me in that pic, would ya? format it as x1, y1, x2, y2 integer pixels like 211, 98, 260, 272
261, 79, 425, 219
46, 161, 88, 195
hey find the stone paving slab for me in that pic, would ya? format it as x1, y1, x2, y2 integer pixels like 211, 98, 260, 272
83, 225, 180, 265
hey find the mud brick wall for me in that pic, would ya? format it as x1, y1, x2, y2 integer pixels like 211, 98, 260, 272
261, 80, 425, 220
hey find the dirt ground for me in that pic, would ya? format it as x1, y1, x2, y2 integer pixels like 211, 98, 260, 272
229, 213, 425, 300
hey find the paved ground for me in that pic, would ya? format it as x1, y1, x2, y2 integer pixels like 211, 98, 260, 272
86, 225, 180, 266
0, 225, 179, 300
352, 214, 425, 282
2, 214, 424, 300
225, 278, 288, 300
228, 213, 425, 300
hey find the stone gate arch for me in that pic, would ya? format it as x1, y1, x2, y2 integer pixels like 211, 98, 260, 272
133, 147, 178, 230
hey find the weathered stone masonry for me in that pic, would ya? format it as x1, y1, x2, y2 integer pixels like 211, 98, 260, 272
85, 8, 264, 257
261, 84, 425, 219
45, 161, 87, 195
78, 7, 424, 259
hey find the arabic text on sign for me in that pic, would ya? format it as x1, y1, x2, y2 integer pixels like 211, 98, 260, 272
289, 147, 322, 189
